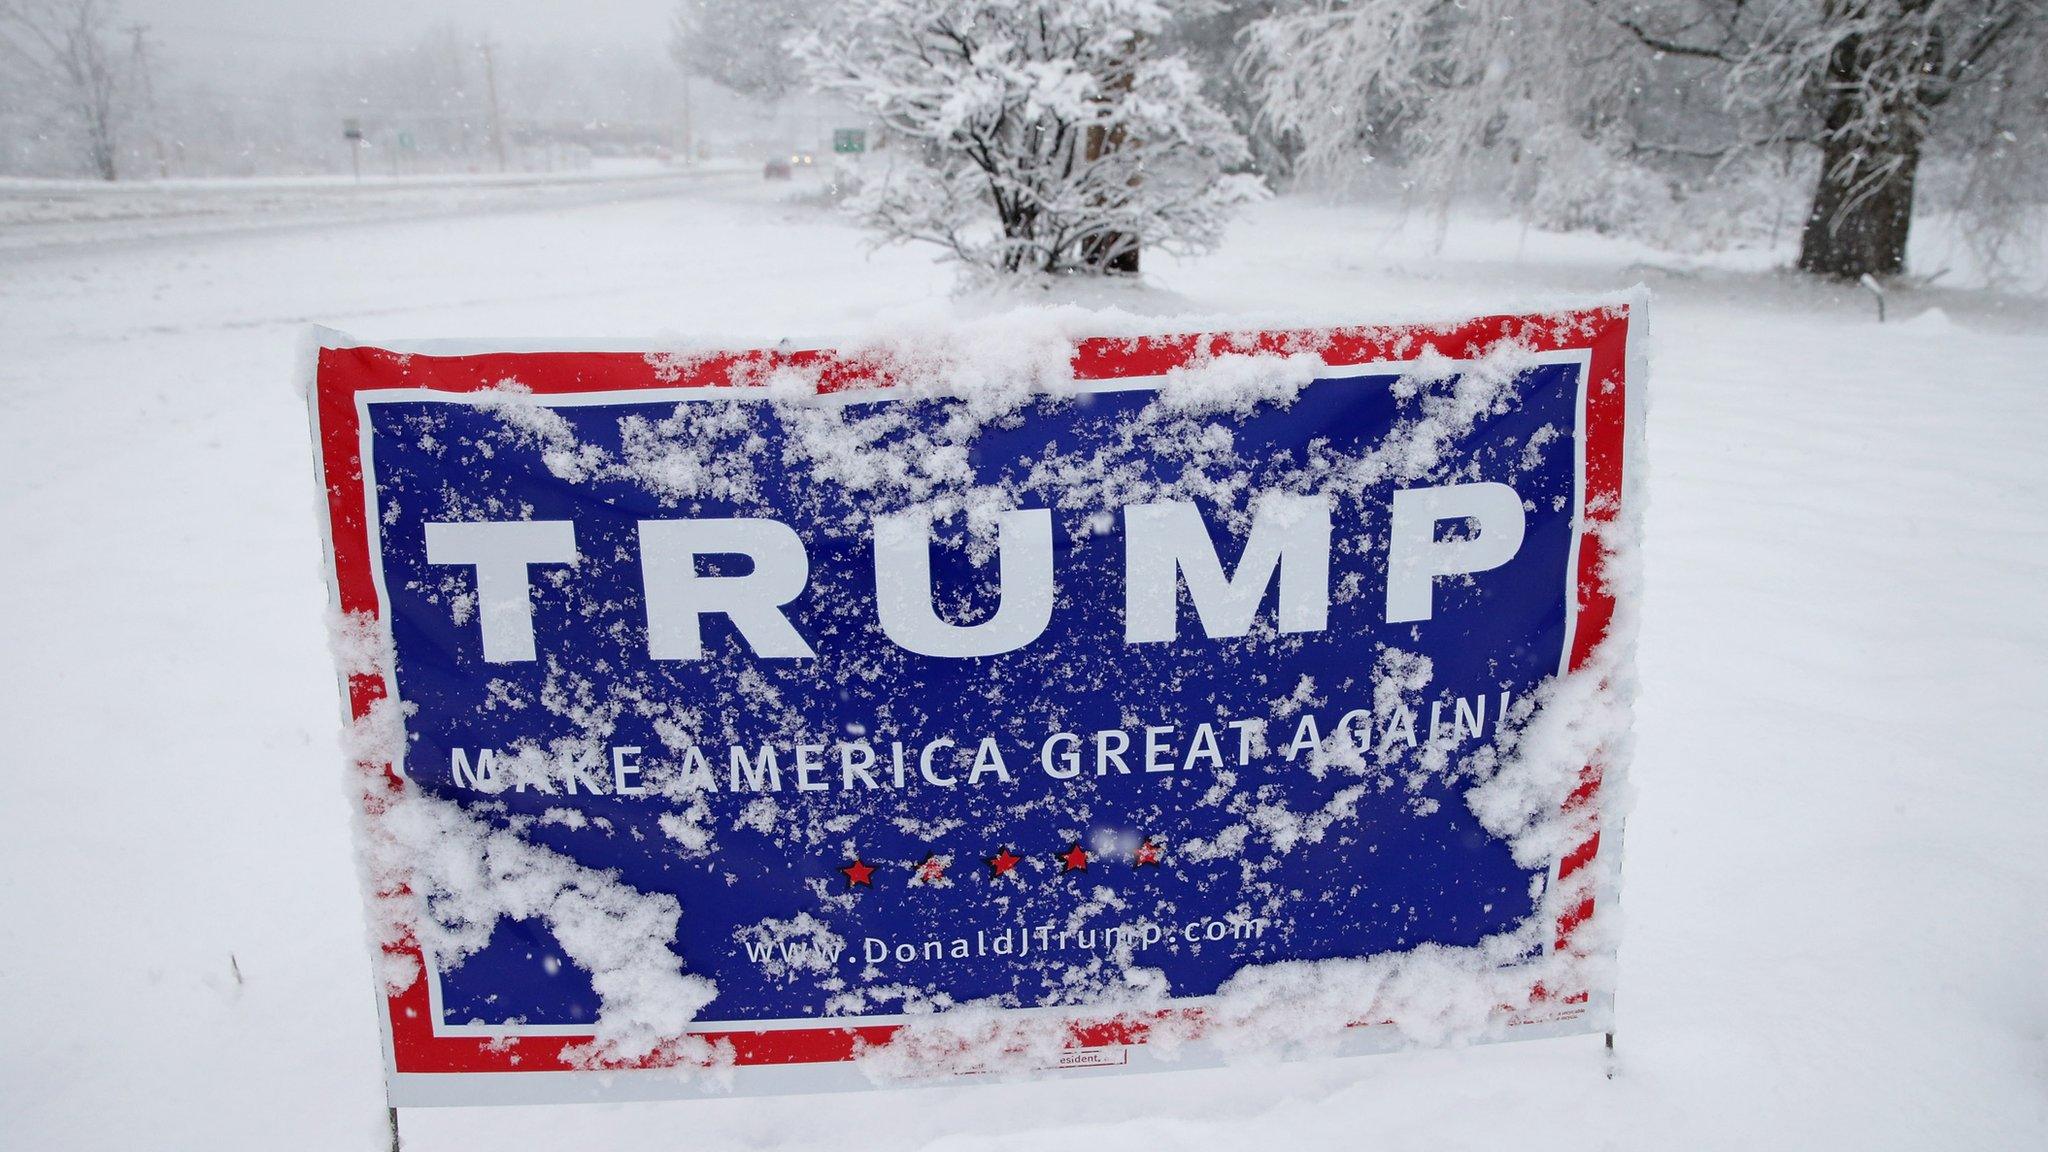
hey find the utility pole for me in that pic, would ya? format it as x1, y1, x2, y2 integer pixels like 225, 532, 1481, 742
479, 39, 508, 173
126, 23, 169, 178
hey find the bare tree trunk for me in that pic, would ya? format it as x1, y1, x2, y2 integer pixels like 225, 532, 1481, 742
1795, 17, 1926, 280
1079, 49, 1138, 276
1797, 115, 1920, 280
1077, 120, 1139, 274
85, 99, 118, 180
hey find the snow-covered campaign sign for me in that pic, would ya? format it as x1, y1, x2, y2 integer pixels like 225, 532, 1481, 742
307, 301, 1642, 1105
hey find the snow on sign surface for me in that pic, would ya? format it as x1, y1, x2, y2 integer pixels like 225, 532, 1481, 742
305, 300, 1644, 1106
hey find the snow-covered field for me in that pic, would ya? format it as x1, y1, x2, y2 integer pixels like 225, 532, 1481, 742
2, 170, 2043, 1150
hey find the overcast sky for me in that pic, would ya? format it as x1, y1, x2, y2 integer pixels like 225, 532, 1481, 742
123, 0, 679, 60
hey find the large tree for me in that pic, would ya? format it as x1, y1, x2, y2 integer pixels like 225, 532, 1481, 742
1244, 0, 2046, 279
1602, 1, 2043, 278
795, 0, 1264, 278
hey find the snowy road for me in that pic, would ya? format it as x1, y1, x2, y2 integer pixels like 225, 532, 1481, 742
0, 164, 757, 254
2, 173, 2044, 1150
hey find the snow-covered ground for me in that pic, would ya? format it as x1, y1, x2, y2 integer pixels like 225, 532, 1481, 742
1, 171, 2043, 1150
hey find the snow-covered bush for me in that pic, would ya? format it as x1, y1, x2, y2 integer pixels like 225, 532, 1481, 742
793, 0, 1264, 278
1508, 127, 1805, 253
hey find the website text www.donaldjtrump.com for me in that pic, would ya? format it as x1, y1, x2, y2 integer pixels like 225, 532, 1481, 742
744, 915, 1275, 970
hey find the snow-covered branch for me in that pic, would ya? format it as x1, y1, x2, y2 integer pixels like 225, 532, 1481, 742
1242, 0, 2046, 279
794, 0, 1264, 278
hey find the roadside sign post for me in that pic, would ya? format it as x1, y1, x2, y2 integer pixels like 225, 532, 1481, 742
833, 127, 867, 154
307, 303, 1643, 1106
343, 117, 363, 183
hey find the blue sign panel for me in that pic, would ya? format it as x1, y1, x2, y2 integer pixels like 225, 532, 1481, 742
359, 356, 1587, 1030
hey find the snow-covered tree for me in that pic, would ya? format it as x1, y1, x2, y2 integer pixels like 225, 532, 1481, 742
1610, 1, 2044, 278
794, 0, 1265, 278
1165, 0, 1300, 178
671, 0, 822, 100
1243, 0, 2047, 280
0, 0, 129, 180
1242, 1, 1649, 235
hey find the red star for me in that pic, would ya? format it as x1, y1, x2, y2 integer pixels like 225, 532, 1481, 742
1135, 839, 1163, 866
914, 854, 946, 883
1059, 843, 1090, 873
986, 848, 1022, 877
840, 858, 875, 888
